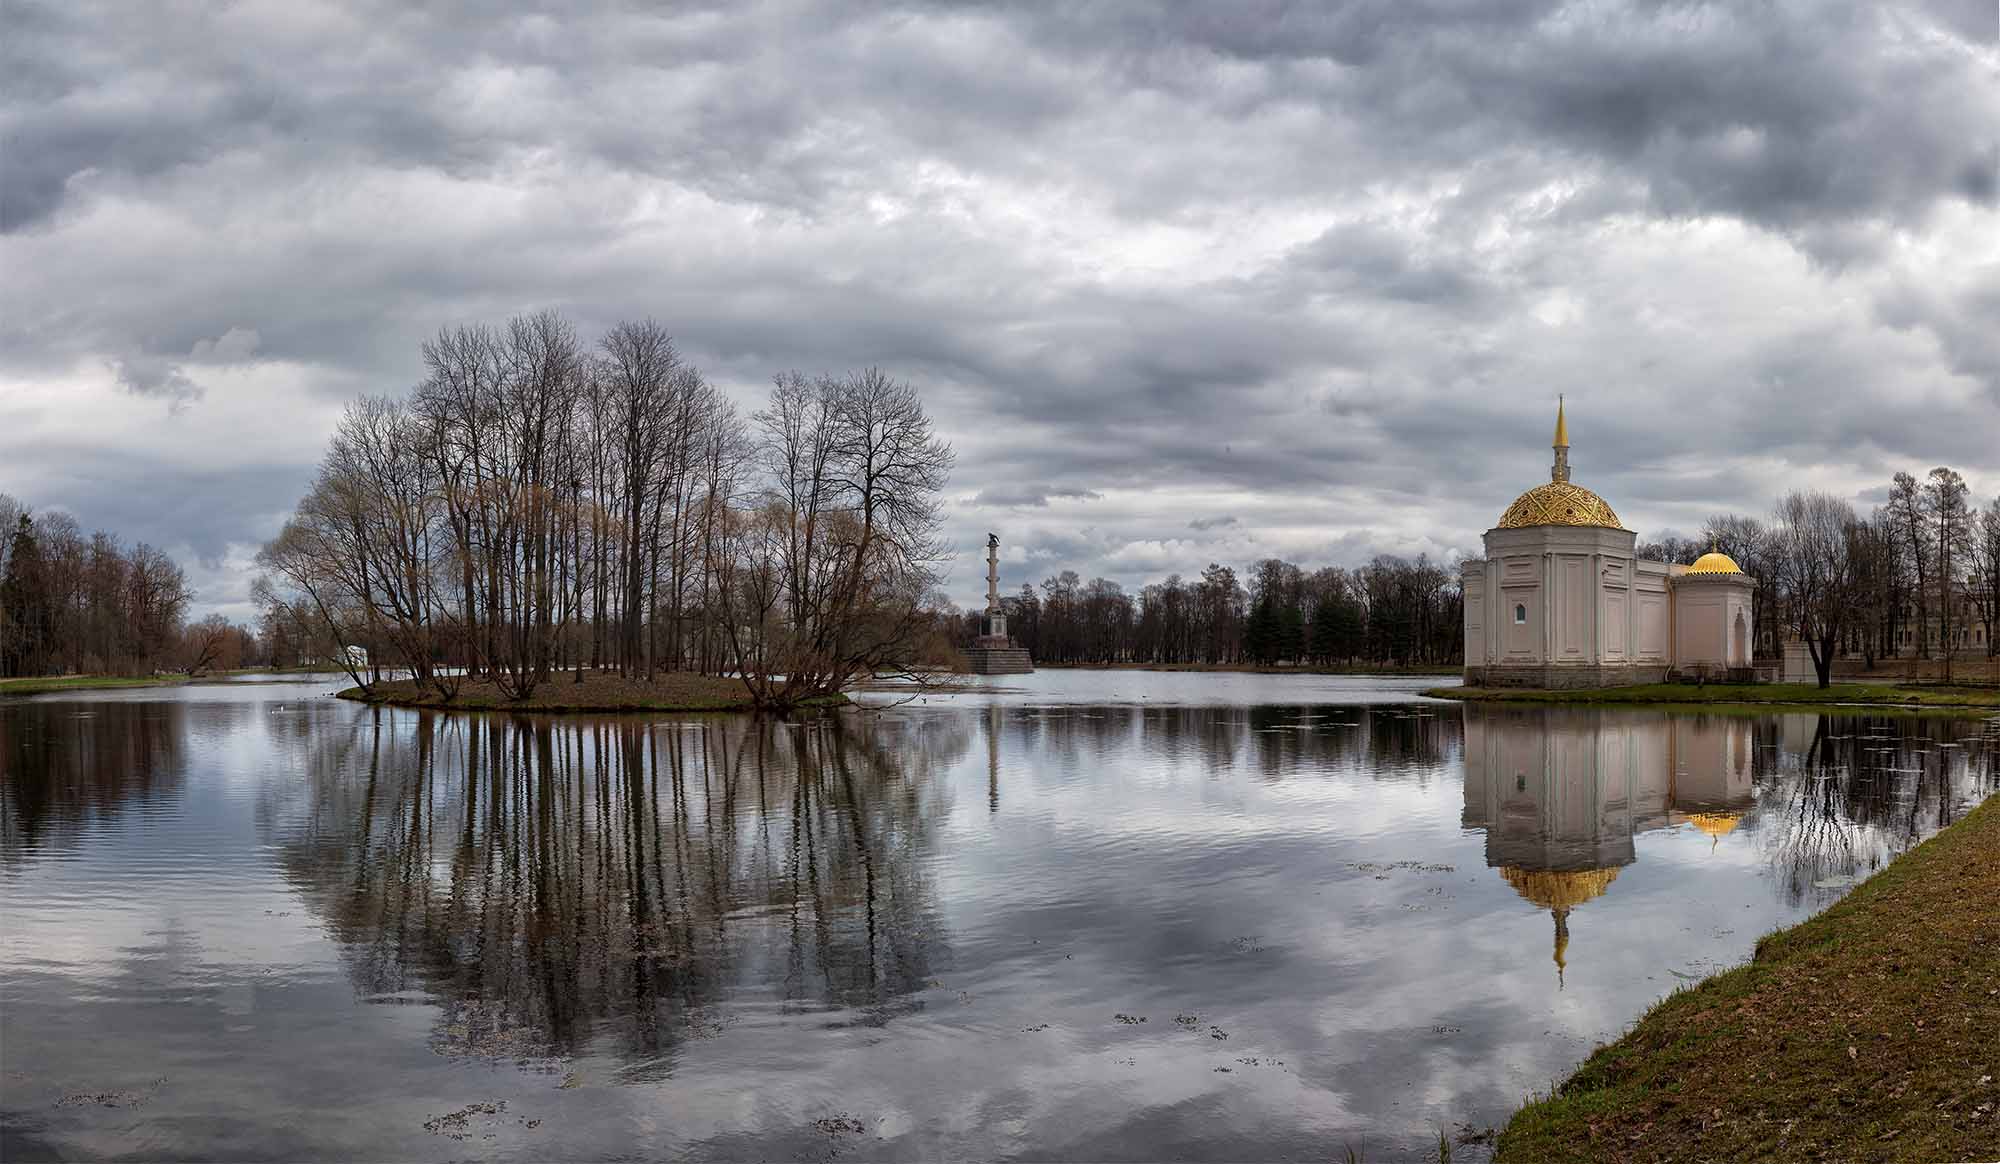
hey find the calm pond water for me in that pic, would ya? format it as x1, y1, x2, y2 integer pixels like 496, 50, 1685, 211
3, 672, 1995, 1161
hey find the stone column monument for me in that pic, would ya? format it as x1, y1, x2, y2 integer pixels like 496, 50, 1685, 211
964, 532, 1034, 675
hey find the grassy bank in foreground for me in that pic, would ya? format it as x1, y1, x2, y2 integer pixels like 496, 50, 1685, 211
1428, 682, 2000, 711
1497, 795, 2000, 1164
336, 672, 822, 713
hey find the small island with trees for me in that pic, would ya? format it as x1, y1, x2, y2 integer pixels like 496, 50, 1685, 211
255, 312, 955, 714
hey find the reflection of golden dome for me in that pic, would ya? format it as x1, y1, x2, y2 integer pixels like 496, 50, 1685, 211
1503, 865, 1621, 987
1499, 866, 1621, 911
1685, 811, 1742, 838
1496, 481, 1625, 530
1686, 551, 1744, 575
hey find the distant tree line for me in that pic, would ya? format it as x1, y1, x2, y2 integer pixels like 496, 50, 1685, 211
968, 554, 1463, 668
1638, 466, 1999, 686
0, 493, 254, 678
258, 311, 955, 709
967, 461, 1997, 683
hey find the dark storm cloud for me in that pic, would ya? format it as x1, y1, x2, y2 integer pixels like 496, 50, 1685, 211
1, 0, 1995, 615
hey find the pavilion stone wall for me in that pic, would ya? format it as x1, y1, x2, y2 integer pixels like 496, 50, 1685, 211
1671, 574, 1756, 672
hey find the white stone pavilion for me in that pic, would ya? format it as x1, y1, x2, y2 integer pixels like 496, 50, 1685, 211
1461, 402, 1756, 688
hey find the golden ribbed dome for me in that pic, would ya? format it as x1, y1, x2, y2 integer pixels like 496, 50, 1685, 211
1499, 866, 1621, 911
1495, 481, 1624, 531
1685, 551, 1744, 575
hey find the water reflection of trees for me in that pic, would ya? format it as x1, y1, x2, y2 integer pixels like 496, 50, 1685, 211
1755, 714, 1998, 906
963, 703, 1461, 809
0, 700, 189, 867
265, 710, 963, 1071
1459, 707, 1997, 973
997, 704, 1460, 780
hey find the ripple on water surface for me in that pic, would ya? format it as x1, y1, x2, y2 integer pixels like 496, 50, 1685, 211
2, 674, 1994, 1160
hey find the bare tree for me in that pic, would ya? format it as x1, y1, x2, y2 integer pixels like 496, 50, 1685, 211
1884, 471, 1932, 662
1972, 498, 2000, 659
717, 369, 954, 709
1923, 467, 1972, 680
1772, 491, 1860, 688
180, 614, 233, 675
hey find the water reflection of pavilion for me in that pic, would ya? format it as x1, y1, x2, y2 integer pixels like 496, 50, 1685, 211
1460, 707, 1755, 983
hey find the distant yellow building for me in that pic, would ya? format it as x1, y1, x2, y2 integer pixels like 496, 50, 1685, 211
1461, 402, 1756, 688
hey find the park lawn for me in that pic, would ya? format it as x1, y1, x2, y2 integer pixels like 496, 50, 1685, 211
0, 674, 186, 695
1496, 795, 2000, 1164
1042, 661, 1463, 676
336, 671, 816, 713
1429, 682, 2000, 711
0, 669, 349, 696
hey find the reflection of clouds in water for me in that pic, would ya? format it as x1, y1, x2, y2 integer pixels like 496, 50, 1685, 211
5, 680, 1995, 1162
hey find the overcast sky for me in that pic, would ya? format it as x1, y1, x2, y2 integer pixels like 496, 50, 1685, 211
3, 0, 1996, 620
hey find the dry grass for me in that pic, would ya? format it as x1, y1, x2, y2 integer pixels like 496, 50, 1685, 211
337, 671, 771, 712
1498, 796, 2000, 1163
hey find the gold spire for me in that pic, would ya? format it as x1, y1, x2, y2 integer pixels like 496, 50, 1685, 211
1550, 396, 1572, 484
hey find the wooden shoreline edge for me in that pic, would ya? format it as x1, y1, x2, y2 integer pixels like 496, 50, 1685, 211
1495, 793, 2000, 1163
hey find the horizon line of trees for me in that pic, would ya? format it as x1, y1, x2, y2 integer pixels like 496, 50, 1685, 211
961, 464, 1998, 684
0, 493, 266, 678
257, 310, 957, 709
966, 554, 1463, 668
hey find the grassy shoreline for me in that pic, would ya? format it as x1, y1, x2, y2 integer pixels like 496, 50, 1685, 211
1035, 661, 1462, 676
1427, 682, 2000, 712
0, 674, 187, 695
0, 668, 350, 696
1497, 794, 2000, 1163
334, 672, 846, 713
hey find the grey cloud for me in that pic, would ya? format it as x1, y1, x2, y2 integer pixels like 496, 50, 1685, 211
190, 328, 261, 363
971, 485, 1105, 508
109, 356, 202, 408
102, 328, 265, 411
1, 0, 1996, 617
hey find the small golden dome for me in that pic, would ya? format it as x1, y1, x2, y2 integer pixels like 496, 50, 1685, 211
1685, 551, 1744, 575
1495, 481, 1625, 531
1499, 866, 1621, 911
